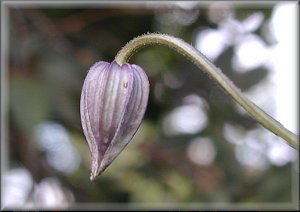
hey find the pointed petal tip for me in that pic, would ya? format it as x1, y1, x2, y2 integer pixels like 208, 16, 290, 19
90, 174, 96, 181
89, 160, 110, 181
90, 168, 102, 181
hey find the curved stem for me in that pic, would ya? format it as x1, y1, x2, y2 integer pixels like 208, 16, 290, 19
115, 33, 298, 150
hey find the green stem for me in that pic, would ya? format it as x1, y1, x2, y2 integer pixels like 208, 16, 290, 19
115, 33, 299, 150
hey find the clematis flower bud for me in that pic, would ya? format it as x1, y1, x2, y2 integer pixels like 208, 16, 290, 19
80, 60, 149, 180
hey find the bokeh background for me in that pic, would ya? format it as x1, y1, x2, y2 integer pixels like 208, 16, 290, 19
1, 1, 298, 210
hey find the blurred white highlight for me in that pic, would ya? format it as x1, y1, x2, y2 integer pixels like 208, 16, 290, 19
33, 178, 74, 208
269, 3, 298, 133
2, 168, 33, 207
187, 137, 216, 166
163, 95, 208, 135
34, 121, 81, 174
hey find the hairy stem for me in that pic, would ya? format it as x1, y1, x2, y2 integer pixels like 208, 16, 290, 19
115, 33, 298, 150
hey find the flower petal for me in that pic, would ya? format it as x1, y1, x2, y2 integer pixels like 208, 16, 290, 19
99, 63, 150, 175
80, 60, 149, 180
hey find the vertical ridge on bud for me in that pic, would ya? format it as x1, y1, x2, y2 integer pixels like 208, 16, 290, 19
80, 61, 110, 178
80, 60, 149, 180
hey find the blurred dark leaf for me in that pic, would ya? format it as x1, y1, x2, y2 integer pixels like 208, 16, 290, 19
10, 77, 50, 135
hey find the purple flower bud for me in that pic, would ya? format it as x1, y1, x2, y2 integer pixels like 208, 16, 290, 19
80, 60, 149, 180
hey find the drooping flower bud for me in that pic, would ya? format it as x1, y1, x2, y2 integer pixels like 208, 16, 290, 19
80, 60, 149, 180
